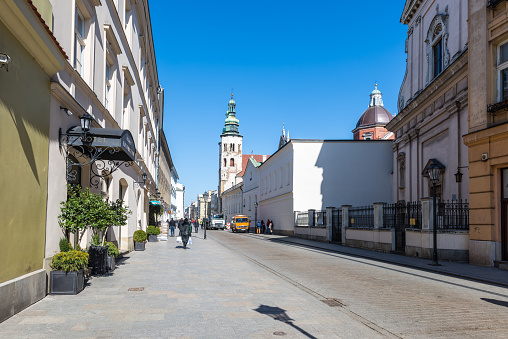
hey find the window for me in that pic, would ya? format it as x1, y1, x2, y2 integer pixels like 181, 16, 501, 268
274, 171, 277, 190
497, 41, 508, 102
280, 167, 283, 188
230, 158, 234, 166
224, 144, 227, 152
74, 8, 85, 75
238, 144, 241, 153
105, 63, 112, 110
224, 158, 226, 167
286, 163, 290, 186
433, 38, 443, 78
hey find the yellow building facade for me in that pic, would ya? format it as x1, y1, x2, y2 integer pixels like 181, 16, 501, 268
465, 0, 508, 267
0, 0, 66, 322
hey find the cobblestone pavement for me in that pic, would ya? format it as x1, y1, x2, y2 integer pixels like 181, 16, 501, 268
211, 232, 508, 338
0, 233, 392, 339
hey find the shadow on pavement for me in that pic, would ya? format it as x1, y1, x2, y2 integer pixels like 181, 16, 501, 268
254, 304, 317, 339
481, 298, 508, 308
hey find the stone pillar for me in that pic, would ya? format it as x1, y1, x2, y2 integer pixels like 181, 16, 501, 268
421, 198, 432, 230
308, 209, 315, 227
342, 205, 351, 244
326, 206, 334, 242
373, 203, 385, 230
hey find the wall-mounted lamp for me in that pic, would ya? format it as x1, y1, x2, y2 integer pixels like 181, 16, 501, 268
134, 172, 148, 188
454, 166, 468, 183
80, 113, 93, 132
0, 53, 11, 71
60, 106, 73, 116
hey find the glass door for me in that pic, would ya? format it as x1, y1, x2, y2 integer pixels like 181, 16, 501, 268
502, 169, 508, 260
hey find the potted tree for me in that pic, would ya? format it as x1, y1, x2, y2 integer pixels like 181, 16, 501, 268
133, 230, 147, 251
49, 249, 89, 295
104, 241, 119, 271
146, 225, 160, 242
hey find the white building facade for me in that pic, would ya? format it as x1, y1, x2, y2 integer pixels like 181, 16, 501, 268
174, 183, 185, 219
45, 0, 163, 256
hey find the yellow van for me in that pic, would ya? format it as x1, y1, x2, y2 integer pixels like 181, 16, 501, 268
232, 215, 249, 233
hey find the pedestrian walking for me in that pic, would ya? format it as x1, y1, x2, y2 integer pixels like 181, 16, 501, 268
261, 220, 265, 234
265, 219, 271, 234
169, 218, 176, 237
193, 219, 199, 233
178, 218, 183, 236
256, 220, 261, 234
180, 218, 192, 249
268, 220, 273, 234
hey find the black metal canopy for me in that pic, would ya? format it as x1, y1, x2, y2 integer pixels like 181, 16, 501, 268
65, 126, 136, 162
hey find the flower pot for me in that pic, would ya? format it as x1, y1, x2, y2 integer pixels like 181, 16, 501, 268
148, 234, 158, 242
134, 241, 145, 251
49, 270, 85, 295
106, 255, 116, 272
88, 245, 108, 275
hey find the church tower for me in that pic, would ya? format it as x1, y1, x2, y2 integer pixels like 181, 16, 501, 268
219, 93, 243, 197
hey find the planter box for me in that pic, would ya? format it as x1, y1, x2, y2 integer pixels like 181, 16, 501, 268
49, 270, 85, 295
134, 242, 145, 251
88, 245, 108, 275
106, 255, 116, 272
148, 234, 158, 242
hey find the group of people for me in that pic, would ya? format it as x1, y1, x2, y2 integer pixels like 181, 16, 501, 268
256, 219, 273, 234
167, 218, 201, 249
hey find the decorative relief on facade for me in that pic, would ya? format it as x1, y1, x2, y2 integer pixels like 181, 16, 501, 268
397, 152, 406, 189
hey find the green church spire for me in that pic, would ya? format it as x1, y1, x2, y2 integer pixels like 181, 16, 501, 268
221, 92, 241, 136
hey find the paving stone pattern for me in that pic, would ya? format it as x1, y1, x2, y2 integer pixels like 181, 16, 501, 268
213, 232, 508, 339
0, 235, 390, 339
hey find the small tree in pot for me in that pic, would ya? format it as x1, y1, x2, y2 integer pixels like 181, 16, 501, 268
133, 230, 147, 251
146, 225, 161, 242
104, 241, 119, 271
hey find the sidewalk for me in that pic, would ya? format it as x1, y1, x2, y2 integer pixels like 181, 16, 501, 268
250, 233, 508, 288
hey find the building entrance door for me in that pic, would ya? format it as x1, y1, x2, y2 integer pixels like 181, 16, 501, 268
502, 169, 508, 261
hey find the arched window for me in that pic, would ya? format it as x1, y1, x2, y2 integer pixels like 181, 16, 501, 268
280, 166, 283, 188
274, 170, 277, 190
426, 12, 449, 83
230, 158, 234, 166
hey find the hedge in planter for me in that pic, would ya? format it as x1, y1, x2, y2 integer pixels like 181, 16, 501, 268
49, 250, 89, 295
104, 241, 119, 271
146, 225, 160, 242
133, 230, 147, 251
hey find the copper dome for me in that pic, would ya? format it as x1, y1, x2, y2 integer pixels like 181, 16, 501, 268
355, 106, 393, 128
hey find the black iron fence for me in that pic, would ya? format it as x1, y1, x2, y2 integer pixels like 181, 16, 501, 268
314, 211, 326, 227
437, 200, 469, 230
383, 201, 422, 229
348, 206, 374, 228
295, 211, 309, 226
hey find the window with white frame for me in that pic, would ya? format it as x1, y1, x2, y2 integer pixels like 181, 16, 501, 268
425, 13, 450, 84
74, 7, 85, 75
105, 62, 112, 110
497, 41, 508, 102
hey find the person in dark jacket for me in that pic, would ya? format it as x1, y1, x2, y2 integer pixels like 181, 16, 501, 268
180, 218, 192, 249
169, 218, 176, 237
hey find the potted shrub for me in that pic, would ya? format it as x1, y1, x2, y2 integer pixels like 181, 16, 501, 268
146, 225, 160, 242
104, 241, 119, 271
49, 250, 89, 295
133, 230, 147, 251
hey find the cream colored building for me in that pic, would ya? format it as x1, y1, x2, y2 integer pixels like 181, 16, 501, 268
465, 0, 508, 267
45, 0, 163, 256
388, 0, 469, 204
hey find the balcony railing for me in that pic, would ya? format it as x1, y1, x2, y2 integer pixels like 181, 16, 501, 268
487, 0, 507, 9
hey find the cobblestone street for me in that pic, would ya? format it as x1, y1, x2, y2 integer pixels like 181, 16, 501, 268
1, 231, 508, 338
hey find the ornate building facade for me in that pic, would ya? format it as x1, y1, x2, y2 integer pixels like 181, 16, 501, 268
387, 0, 469, 205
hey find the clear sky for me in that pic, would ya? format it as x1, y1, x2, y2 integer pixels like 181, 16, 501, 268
150, 1, 408, 208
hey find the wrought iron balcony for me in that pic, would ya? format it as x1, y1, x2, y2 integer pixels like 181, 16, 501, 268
488, 0, 507, 9
487, 99, 508, 114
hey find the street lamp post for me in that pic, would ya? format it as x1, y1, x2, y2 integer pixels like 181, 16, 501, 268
204, 201, 207, 240
427, 163, 442, 266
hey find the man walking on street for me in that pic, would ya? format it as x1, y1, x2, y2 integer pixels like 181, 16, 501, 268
169, 218, 176, 237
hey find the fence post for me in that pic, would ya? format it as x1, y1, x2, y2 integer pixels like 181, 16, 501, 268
326, 206, 333, 242
421, 198, 432, 230
342, 205, 351, 244
373, 203, 384, 230
308, 209, 315, 227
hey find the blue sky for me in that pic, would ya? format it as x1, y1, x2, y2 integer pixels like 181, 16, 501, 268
150, 1, 408, 207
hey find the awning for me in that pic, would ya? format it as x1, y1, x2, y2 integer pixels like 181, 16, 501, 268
150, 200, 161, 206
66, 126, 136, 162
